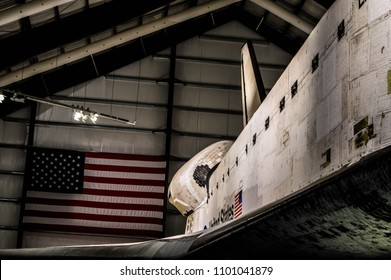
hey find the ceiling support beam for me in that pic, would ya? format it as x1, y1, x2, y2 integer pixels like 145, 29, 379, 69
0, 0, 241, 87
153, 54, 286, 71
3, 116, 234, 140
235, 9, 303, 55
0, 0, 75, 27
199, 34, 269, 45
3, 117, 165, 134
0, 0, 178, 71
163, 45, 177, 237
49, 95, 243, 115
106, 74, 243, 91
17, 102, 37, 248
250, 0, 315, 34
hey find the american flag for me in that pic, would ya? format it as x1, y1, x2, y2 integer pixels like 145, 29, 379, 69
234, 190, 243, 219
23, 147, 166, 238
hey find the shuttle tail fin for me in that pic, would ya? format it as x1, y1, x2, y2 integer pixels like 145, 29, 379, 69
241, 41, 266, 126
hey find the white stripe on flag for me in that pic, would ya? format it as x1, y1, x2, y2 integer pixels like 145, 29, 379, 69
84, 182, 164, 193
26, 190, 164, 206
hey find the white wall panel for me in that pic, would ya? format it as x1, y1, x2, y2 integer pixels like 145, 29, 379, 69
198, 89, 237, 110
0, 203, 20, 226
206, 21, 262, 40
0, 175, 23, 198
172, 110, 241, 138
0, 121, 27, 145
198, 113, 241, 136
174, 87, 203, 108
227, 114, 243, 136
176, 37, 203, 58
0, 230, 17, 249
172, 110, 199, 133
34, 126, 165, 155
170, 135, 219, 159
174, 87, 242, 111
253, 42, 292, 66
164, 212, 186, 237
171, 135, 198, 159
0, 148, 26, 171
198, 113, 230, 135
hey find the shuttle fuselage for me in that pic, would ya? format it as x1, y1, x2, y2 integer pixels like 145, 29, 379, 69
169, 0, 391, 234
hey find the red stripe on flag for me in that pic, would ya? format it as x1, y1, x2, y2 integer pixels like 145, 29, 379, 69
84, 163, 166, 174
234, 191, 242, 218
25, 197, 164, 212
84, 176, 165, 186
85, 152, 166, 162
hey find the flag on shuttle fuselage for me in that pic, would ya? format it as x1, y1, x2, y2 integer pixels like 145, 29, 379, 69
234, 190, 243, 219
23, 147, 166, 238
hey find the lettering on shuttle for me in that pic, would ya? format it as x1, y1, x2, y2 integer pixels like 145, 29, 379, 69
209, 204, 234, 228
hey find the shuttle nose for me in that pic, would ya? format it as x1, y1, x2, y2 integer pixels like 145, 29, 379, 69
168, 140, 233, 216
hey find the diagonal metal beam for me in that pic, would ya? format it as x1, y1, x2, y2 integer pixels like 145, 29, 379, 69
0, 0, 178, 71
0, 0, 241, 88
250, 0, 315, 34
235, 9, 303, 55
0, 0, 75, 27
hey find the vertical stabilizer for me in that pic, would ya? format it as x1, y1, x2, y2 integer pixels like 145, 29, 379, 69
241, 41, 266, 126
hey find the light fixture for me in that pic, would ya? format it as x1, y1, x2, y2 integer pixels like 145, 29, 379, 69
10, 93, 26, 103
89, 113, 99, 124
0, 88, 136, 126
72, 110, 96, 124
73, 110, 84, 122
81, 112, 89, 123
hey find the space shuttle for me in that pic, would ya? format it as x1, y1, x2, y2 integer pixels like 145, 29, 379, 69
1, 0, 391, 259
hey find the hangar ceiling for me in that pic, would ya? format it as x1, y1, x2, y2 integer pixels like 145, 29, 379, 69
0, 0, 335, 118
